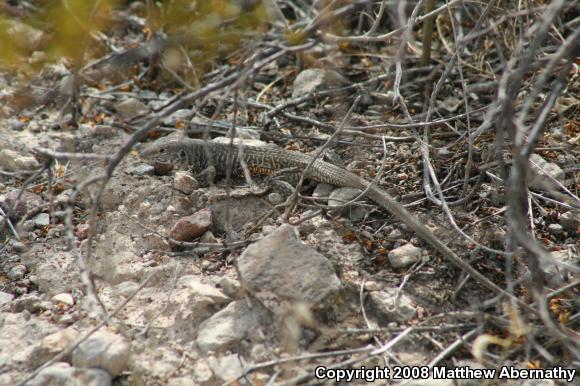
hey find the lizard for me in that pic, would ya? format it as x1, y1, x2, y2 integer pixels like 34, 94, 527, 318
139, 135, 513, 299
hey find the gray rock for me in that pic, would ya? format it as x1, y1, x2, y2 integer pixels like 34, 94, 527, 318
368, 288, 416, 323
0, 149, 40, 172
238, 224, 341, 308
292, 69, 349, 99
9, 117, 25, 131
312, 183, 334, 199
559, 211, 579, 233
196, 299, 269, 353
0, 291, 14, 307
540, 249, 579, 287
547, 223, 563, 235
210, 196, 270, 232
88, 125, 117, 138
528, 154, 564, 190
116, 98, 149, 121
1, 189, 44, 220
114, 281, 140, 298
31, 213, 50, 228
388, 243, 423, 268
72, 330, 130, 376
267, 192, 283, 205
27, 362, 111, 386
328, 187, 368, 221
126, 164, 155, 176
328, 188, 363, 208
161, 109, 192, 126
7, 264, 26, 280
519, 380, 556, 386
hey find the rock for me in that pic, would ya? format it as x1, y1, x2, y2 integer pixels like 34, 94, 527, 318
177, 276, 230, 305
114, 281, 140, 298
559, 211, 579, 234
217, 276, 241, 298
0, 291, 14, 307
211, 137, 269, 147
292, 68, 349, 99
238, 224, 341, 310
192, 359, 214, 384
9, 240, 26, 252
167, 376, 198, 386
312, 183, 334, 199
116, 98, 150, 121
368, 288, 416, 323
210, 196, 271, 232
126, 164, 155, 176
328, 187, 367, 221
7, 264, 26, 280
76, 223, 90, 240
302, 216, 365, 271
547, 223, 563, 236
196, 299, 270, 353
208, 354, 244, 383
364, 281, 382, 292
31, 212, 50, 228
388, 243, 424, 268
174, 171, 199, 195
267, 192, 283, 205
519, 380, 556, 386
540, 249, 578, 287
1, 189, 44, 220
0, 149, 40, 171
169, 209, 212, 242
162, 109, 192, 127
328, 188, 362, 208
27, 362, 112, 386
72, 330, 130, 377
528, 154, 564, 190
30, 328, 79, 366
51, 293, 75, 308
88, 125, 117, 138
9, 117, 25, 131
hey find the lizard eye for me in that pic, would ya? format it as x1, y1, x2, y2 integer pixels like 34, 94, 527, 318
159, 148, 166, 154
178, 149, 186, 160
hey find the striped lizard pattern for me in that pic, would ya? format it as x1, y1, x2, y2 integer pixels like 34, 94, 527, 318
140, 136, 508, 297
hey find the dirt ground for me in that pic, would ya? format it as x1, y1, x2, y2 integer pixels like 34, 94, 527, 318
0, 1, 578, 385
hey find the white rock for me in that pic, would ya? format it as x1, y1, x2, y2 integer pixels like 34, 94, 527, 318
72, 330, 130, 377
51, 293, 74, 307
178, 276, 230, 305
207, 354, 244, 383
388, 243, 423, 268
31, 328, 79, 366
192, 359, 214, 384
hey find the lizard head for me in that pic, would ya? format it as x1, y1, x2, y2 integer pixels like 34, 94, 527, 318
140, 136, 187, 174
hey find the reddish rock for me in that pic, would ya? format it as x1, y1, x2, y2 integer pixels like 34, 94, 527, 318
76, 223, 90, 240
169, 208, 212, 242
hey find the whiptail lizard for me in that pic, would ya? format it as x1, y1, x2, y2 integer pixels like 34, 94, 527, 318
140, 136, 512, 299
